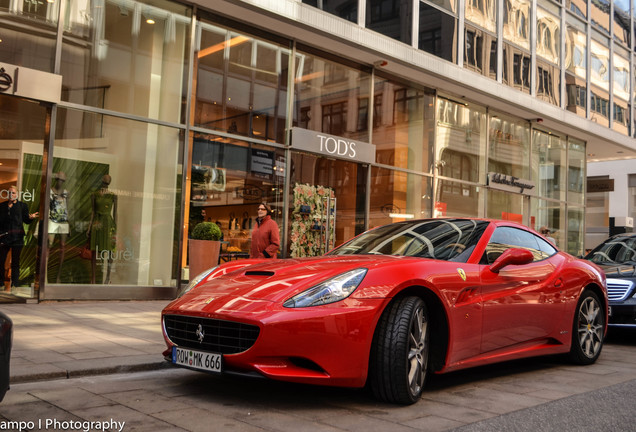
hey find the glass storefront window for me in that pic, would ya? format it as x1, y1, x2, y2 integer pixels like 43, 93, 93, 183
436, 97, 487, 184
502, 43, 531, 94
488, 113, 530, 180
302, 0, 358, 23
0, 0, 58, 72
194, 16, 291, 144
464, 24, 498, 79
465, 0, 496, 33
530, 198, 564, 249
435, 179, 485, 217
419, 2, 457, 63
613, 0, 630, 46
532, 129, 566, 201
52, 108, 183, 287
372, 77, 435, 173
486, 189, 525, 222
567, 137, 585, 205
188, 135, 285, 262
289, 152, 366, 256
585, 176, 610, 249
369, 167, 432, 228
60, 0, 191, 123
503, 0, 530, 51
293, 49, 371, 144
0, 93, 47, 297
365, 0, 413, 45
536, 4, 560, 65
567, 206, 584, 256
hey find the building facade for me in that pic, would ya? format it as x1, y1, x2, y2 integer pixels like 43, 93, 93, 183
0, 0, 635, 301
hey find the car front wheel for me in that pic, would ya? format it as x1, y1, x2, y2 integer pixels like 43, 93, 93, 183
569, 290, 604, 365
369, 296, 429, 405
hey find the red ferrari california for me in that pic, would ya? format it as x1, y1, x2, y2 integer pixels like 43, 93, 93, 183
162, 218, 607, 404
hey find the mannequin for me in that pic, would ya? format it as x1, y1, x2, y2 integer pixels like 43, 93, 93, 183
87, 174, 117, 284
49, 172, 70, 283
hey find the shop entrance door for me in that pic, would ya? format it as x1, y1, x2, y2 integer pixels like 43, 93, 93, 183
0, 93, 47, 302
289, 152, 367, 257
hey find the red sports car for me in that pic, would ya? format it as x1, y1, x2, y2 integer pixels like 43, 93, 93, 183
162, 218, 607, 404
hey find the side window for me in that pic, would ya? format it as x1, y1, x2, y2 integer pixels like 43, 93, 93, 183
483, 226, 549, 264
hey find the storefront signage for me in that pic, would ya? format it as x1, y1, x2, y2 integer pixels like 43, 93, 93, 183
235, 186, 263, 201
587, 178, 614, 193
0, 62, 62, 103
290, 127, 375, 164
0, 188, 35, 202
250, 149, 274, 179
487, 173, 536, 195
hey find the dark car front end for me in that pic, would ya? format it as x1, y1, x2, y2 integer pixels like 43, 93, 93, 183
585, 233, 636, 327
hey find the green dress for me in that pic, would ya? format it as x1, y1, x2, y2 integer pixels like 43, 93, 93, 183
90, 191, 116, 252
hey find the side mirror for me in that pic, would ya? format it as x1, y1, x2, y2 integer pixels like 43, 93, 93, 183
490, 248, 534, 273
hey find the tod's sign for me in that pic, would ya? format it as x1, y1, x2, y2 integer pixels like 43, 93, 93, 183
290, 127, 375, 164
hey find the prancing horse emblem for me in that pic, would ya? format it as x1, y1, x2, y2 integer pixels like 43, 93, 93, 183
457, 268, 467, 281
195, 324, 205, 343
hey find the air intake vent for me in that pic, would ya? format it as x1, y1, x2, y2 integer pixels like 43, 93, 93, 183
606, 279, 634, 301
164, 315, 259, 354
244, 270, 275, 276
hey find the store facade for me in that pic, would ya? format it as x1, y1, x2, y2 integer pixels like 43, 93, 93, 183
0, 0, 628, 301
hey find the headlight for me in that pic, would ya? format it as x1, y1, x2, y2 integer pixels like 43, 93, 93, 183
178, 267, 217, 298
283, 268, 367, 308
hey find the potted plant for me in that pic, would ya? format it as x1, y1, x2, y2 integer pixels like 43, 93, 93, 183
188, 222, 222, 279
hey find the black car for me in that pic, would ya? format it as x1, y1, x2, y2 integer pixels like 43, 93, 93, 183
0, 310, 11, 402
585, 233, 636, 327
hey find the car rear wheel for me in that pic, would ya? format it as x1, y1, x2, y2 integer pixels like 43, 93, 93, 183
569, 290, 604, 365
369, 296, 429, 404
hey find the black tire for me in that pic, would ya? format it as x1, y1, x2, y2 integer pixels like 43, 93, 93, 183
569, 290, 604, 365
369, 296, 429, 404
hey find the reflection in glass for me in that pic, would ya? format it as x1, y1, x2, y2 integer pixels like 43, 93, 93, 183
0, 1, 58, 72
488, 113, 530, 179
369, 168, 432, 228
465, 0, 496, 33
372, 77, 435, 173
565, 0, 587, 18
567, 207, 584, 256
502, 43, 531, 94
612, 48, 629, 133
366, 0, 413, 45
590, 37, 610, 91
61, 0, 191, 122
54, 108, 183, 286
487, 189, 524, 222
503, 0, 530, 50
613, 0, 630, 46
536, 6, 560, 65
565, 20, 586, 117
302, 0, 358, 23
536, 60, 560, 106
419, 3, 457, 63
435, 179, 484, 217
532, 130, 566, 201
194, 19, 290, 143
530, 198, 564, 251
436, 98, 487, 184
464, 25, 497, 78
590, 0, 610, 35
293, 50, 371, 144
590, 87, 610, 127
426, 0, 457, 14
567, 137, 585, 205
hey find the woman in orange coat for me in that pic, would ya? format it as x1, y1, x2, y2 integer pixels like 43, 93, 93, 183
250, 203, 280, 259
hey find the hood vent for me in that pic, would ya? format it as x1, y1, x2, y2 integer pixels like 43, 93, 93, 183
244, 270, 275, 277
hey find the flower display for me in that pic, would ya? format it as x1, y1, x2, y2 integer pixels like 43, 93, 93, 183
290, 183, 335, 257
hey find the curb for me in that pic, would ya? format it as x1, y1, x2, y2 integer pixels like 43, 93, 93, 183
11, 361, 171, 384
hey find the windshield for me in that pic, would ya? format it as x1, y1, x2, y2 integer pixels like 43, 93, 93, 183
586, 236, 636, 265
328, 219, 489, 262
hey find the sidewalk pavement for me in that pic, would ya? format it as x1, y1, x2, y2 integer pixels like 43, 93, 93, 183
0, 300, 172, 384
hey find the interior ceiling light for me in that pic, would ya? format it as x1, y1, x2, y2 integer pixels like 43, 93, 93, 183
146, 18, 155, 24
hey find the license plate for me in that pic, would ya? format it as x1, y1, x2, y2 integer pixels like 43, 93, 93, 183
172, 346, 222, 373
